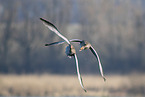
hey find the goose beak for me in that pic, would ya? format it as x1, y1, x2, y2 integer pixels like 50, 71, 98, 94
79, 47, 84, 51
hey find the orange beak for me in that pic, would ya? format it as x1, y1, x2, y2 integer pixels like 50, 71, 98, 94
79, 47, 84, 51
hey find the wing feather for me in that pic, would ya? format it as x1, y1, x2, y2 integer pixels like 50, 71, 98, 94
70, 39, 83, 42
40, 18, 70, 44
74, 54, 87, 92
89, 46, 106, 81
45, 39, 83, 46
45, 41, 65, 46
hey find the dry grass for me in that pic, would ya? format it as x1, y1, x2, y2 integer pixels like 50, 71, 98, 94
0, 73, 145, 96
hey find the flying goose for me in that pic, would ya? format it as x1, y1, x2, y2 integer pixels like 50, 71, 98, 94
45, 39, 106, 81
40, 18, 86, 92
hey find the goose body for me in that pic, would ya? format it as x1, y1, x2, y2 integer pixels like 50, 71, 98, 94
65, 45, 76, 58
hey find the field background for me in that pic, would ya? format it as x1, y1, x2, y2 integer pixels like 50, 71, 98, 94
0, 0, 145, 96
0, 0, 145, 74
0, 73, 145, 96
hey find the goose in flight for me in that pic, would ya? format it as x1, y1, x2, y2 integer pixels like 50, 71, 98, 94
45, 39, 106, 81
40, 18, 86, 92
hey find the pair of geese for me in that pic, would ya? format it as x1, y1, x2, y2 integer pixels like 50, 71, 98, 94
40, 18, 106, 92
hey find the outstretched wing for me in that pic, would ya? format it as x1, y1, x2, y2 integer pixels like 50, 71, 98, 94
45, 39, 83, 46
74, 54, 87, 92
89, 46, 106, 81
40, 18, 70, 44
45, 41, 65, 46
70, 39, 83, 42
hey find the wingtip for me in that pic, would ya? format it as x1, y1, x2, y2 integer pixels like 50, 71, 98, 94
103, 77, 106, 82
40, 18, 51, 23
45, 44, 49, 46
40, 18, 45, 22
40, 17, 43, 20
84, 89, 87, 92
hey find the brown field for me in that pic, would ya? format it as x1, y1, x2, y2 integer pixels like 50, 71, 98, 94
0, 73, 145, 96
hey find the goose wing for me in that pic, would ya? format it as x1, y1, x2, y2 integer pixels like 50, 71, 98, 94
40, 18, 70, 44
45, 39, 83, 46
74, 54, 87, 92
70, 39, 83, 42
45, 41, 65, 46
89, 46, 106, 81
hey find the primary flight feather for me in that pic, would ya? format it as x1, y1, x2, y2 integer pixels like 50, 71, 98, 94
40, 18, 70, 44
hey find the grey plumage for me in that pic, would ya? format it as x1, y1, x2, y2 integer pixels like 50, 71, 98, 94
45, 39, 106, 81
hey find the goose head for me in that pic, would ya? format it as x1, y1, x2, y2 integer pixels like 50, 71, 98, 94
80, 41, 91, 51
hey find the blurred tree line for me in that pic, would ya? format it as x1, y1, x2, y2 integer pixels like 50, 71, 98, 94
0, 0, 145, 74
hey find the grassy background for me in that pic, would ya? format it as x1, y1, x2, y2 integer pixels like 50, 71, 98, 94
0, 73, 145, 96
